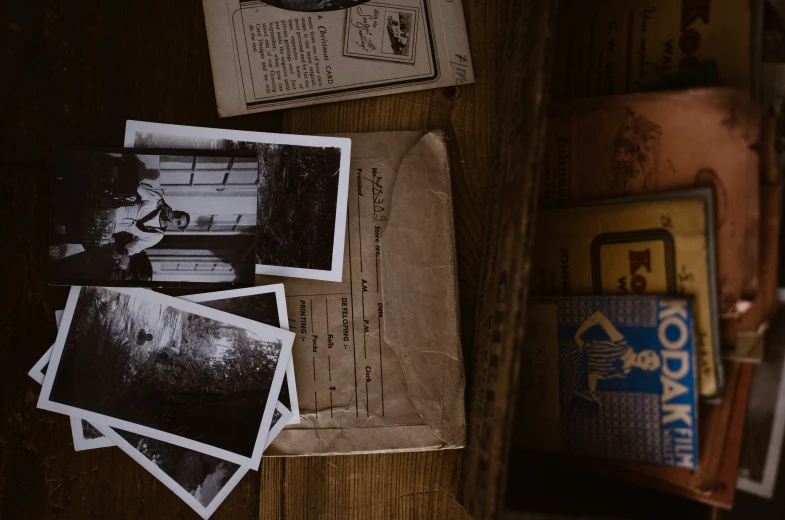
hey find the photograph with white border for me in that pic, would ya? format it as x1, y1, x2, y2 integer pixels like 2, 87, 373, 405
92, 402, 291, 520
124, 120, 351, 282
182, 284, 300, 425
37, 286, 294, 468
49, 147, 261, 288
738, 303, 785, 498
70, 416, 114, 451
26, 310, 62, 385
28, 310, 116, 451
31, 343, 115, 451
29, 305, 295, 451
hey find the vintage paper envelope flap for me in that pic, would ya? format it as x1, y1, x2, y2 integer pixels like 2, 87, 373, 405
265, 130, 465, 455
380, 131, 466, 447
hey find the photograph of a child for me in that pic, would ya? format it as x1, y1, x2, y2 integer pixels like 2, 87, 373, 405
49, 148, 259, 287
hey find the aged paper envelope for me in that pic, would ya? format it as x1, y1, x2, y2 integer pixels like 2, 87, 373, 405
531, 190, 723, 399
202, 0, 474, 117
543, 89, 761, 327
260, 131, 466, 455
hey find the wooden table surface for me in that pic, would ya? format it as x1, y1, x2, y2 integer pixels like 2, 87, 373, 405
0, 1, 556, 519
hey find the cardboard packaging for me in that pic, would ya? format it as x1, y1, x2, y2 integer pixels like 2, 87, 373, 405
202, 0, 475, 116
542, 88, 763, 354
520, 295, 701, 467
260, 131, 466, 455
551, 0, 761, 99
530, 190, 722, 399
559, 361, 754, 509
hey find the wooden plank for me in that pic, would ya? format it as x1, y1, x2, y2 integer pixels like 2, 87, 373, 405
0, 1, 278, 519
459, 1, 558, 519
259, 452, 467, 520
1, 1, 556, 519
276, 1, 556, 519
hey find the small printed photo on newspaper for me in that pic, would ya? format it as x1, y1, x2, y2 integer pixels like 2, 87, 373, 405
36, 286, 294, 468
737, 303, 785, 498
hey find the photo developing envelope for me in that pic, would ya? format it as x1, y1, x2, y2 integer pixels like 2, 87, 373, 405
260, 130, 466, 455
202, 0, 474, 116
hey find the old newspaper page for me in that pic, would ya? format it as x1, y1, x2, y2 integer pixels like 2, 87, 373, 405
202, 0, 474, 116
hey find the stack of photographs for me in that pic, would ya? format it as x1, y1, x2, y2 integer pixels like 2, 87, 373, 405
34, 122, 352, 518
49, 134, 350, 287
29, 286, 297, 518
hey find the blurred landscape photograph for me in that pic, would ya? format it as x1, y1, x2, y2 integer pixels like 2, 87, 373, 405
48, 287, 286, 457
116, 430, 242, 508
195, 292, 292, 409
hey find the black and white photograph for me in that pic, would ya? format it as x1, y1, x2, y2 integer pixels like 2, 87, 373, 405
383, 10, 414, 58
182, 285, 300, 425
31, 345, 114, 451
92, 402, 291, 519
250, 0, 373, 12
70, 416, 114, 451
37, 286, 294, 468
27, 345, 50, 386
737, 304, 785, 498
125, 120, 351, 282
29, 336, 291, 457
29, 314, 115, 451
49, 147, 261, 288
26, 309, 62, 385
30, 346, 115, 451
29, 300, 295, 452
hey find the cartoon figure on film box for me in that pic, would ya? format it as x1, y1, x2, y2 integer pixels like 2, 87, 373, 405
548, 296, 699, 468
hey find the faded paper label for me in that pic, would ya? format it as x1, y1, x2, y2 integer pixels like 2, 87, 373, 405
531, 191, 723, 399
542, 89, 761, 328
551, 1, 754, 99
260, 130, 466, 455
202, 0, 474, 116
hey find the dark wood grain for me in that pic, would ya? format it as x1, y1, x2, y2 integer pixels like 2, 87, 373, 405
459, 1, 558, 518
1, 2, 277, 519
274, 1, 557, 520
0, 1, 556, 519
